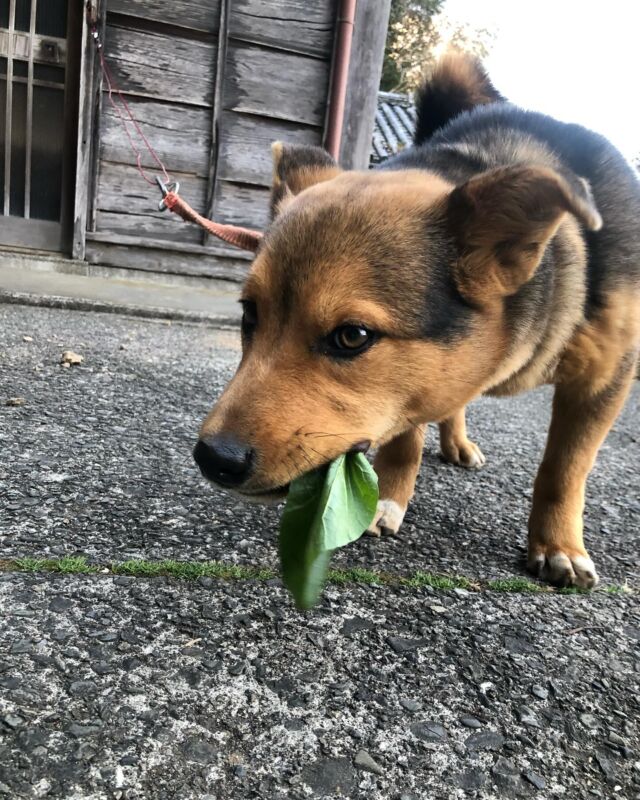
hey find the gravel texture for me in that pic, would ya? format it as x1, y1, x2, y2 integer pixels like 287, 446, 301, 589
0, 572, 638, 800
0, 303, 639, 799
1, 304, 638, 584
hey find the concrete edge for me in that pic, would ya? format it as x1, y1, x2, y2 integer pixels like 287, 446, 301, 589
0, 290, 241, 327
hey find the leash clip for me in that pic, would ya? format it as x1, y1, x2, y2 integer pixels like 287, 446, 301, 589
156, 176, 180, 211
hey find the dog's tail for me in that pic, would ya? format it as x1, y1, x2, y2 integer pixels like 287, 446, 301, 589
414, 53, 505, 146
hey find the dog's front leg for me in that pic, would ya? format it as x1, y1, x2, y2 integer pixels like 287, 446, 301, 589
528, 359, 636, 588
367, 425, 425, 536
439, 407, 486, 468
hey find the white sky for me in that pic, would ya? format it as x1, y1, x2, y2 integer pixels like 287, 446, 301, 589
442, 0, 640, 160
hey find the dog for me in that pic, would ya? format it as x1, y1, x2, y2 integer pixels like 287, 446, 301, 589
193, 54, 640, 589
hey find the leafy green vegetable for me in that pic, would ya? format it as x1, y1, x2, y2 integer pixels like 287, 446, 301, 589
279, 453, 379, 609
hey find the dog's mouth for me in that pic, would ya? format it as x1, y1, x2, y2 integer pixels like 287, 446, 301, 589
210, 439, 372, 504
236, 483, 290, 504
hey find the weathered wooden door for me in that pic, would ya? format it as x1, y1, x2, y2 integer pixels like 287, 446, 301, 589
0, 0, 79, 251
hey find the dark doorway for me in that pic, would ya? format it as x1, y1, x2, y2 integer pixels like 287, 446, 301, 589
0, 0, 79, 251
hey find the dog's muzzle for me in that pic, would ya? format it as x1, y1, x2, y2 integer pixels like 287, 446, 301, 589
193, 434, 254, 488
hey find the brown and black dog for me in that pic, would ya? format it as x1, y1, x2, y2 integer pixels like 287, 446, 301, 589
194, 55, 640, 589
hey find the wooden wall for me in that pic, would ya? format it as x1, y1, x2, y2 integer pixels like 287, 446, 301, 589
80, 0, 389, 280
85, 0, 337, 280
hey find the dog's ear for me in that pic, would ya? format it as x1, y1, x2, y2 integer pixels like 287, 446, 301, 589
270, 142, 342, 218
447, 165, 602, 303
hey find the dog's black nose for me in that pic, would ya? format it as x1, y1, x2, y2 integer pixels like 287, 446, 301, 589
193, 434, 254, 487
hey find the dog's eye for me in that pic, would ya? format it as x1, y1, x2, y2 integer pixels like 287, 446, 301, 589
241, 301, 258, 337
327, 324, 375, 357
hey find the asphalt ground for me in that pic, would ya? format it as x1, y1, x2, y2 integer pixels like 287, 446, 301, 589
0, 303, 639, 799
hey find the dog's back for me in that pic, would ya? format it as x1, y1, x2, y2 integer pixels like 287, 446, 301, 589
387, 54, 640, 310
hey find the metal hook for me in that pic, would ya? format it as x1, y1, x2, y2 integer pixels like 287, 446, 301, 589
156, 176, 180, 211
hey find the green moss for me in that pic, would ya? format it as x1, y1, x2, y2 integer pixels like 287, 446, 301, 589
327, 567, 382, 585
13, 556, 98, 574
111, 560, 275, 581
603, 583, 630, 594
555, 585, 591, 595
3, 556, 634, 596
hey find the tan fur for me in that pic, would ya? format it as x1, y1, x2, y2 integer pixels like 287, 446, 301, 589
270, 141, 342, 216
449, 166, 601, 305
430, 54, 499, 107
486, 217, 588, 395
198, 144, 639, 587
528, 355, 636, 586
200, 300, 505, 495
373, 425, 426, 511
439, 408, 485, 468
201, 162, 602, 494
555, 290, 640, 394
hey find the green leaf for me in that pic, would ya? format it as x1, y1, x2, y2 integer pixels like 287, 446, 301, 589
320, 454, 379, 550
279, 453, 379, 609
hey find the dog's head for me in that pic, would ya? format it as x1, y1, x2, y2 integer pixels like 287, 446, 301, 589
194, 143, 600, 498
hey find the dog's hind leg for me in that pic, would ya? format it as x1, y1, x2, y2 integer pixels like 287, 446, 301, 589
528, 354, 636, 589
439, 407, 486, 469
367, 425, 426, 536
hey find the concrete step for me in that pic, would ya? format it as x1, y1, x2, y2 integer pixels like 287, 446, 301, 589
0, 261, 241, 325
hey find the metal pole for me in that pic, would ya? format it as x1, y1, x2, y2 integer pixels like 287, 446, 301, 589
4, 0, 16, 215
325, 0, 357, 161
24, 0, 36, 218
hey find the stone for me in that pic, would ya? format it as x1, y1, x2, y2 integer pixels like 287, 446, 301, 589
1, 714, 23, 729
341, 617, 374, 636
456, 768, 487, 790
594, 750, 616, 779
522, 769, 546, 790
74, 743, 97, 762
387, 637, 428, 654
69, 680, 98, 697
300, 757, 356, 795
519, 705, 542, 728
460, 716, 482, 729
354, 749, 384, 775
180, 736, 217, 764
400, 698, 422, 712
233, 765, 248, 778
10, 639, 33, 654
504, 635, 535, 655
410, 721, 447, 742
491, 756, 521, 791
531, 684, 548, 700
68, 723, 101, 738
465, 730, 505, 752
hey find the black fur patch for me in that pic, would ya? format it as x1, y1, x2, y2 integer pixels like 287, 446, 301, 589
420, 227, 475, 342
386, 103, 640, 316
414, 55, 504, 145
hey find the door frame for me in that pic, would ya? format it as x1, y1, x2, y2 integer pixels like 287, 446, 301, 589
71, 0, 104, 260
0, 0, 82, 253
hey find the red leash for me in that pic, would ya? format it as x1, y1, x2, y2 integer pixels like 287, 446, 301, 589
157, 183, 263, 252
86, 3, 262, 252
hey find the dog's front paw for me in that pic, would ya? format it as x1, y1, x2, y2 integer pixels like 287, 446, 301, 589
528, 547, 599, 589
366, 499, 406, 537
440, 437, 486, 469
